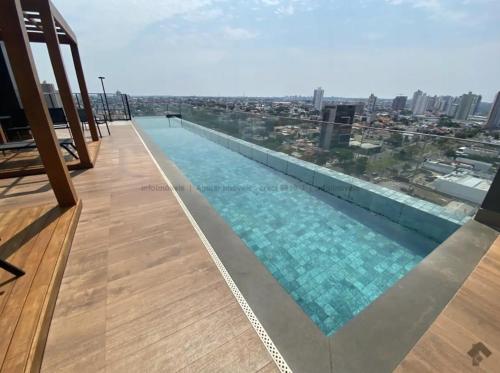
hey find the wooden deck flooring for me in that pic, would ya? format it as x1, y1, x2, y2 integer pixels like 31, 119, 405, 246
0, 123, 277, 372
396, 236, 500, 372
0, 136, 100, 179
0, 201, 82, 373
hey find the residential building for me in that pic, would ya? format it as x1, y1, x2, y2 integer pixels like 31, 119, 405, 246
426, 95, 437, 112
473, 95, 482, 115
319, 104, 355, 149
313, 87, 324, 111
392, 95, 407, 111
367, 93, 377, 112
411, 90, 423, 112
437, 96, 453, 113
454, 92, 481, 121
486, 91, 500, 130
413, 93, 428, 115
322, 104, 356, 124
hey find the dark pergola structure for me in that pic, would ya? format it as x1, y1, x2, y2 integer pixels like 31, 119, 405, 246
0, 0, 99, 207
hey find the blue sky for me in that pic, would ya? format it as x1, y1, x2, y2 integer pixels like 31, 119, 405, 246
33, 0, 500, 100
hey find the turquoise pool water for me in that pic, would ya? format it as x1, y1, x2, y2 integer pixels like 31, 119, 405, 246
136, 116, 440, 335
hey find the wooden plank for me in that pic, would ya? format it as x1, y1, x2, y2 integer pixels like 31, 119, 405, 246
0, 140, 100, 179
0, 201, 81, 373
1, 125, 276, 373
26, 201, 82, 372
105, 302, 252, 373
0, 206, 55, 329
178, 328, 276, 373
396, 237, 500, 372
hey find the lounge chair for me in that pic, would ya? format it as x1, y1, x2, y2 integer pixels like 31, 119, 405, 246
78, 109, 110, 137
5, 108, 71, 140
0, 138, 79, 159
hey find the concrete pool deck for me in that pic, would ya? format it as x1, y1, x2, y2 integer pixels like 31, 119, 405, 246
135, 119, 499, 372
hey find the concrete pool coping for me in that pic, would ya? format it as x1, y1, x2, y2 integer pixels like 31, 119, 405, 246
133, 120, 499, 373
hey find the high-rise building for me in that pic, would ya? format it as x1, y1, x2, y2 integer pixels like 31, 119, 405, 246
319, 104, 355, 149
392, 95, 407, 111
322, 104, 356, 124
437, 96, 453, 113
411, 90, 423, 112
313, 87, 324, 111
413, 93, 428, 115
454, 92, 481, 121
473, 95, 482, 115
446, 97, 460, 116
367, 93, 377, 112
426, 95, 437, 112
486, 91, 500, 130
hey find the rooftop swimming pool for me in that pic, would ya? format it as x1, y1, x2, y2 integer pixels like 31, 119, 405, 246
136, 116, 442, 335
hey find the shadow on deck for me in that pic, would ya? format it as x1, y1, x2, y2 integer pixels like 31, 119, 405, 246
0, 201, 81, 373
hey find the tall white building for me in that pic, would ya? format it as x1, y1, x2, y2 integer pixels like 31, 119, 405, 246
367, 93, 377, 112
454, 92, 481, 121
437, 96, 453, 113
411, 90, 423, 112
413, 91, 428, 115
313, 87, 324, 111
486, 91, 500, 130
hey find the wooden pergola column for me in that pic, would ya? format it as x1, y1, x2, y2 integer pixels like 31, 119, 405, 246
70, 43, 99, 141
0, 0, 77, 207
38, 0, 93, 167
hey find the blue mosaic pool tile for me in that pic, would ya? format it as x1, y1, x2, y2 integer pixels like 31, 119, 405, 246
137, 117, 449, 336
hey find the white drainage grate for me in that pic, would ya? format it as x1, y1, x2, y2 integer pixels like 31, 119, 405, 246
133, 124, 292, 373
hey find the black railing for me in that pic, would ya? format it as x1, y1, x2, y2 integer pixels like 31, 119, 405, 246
72, 92, 131, 121
42, 91, 131, 121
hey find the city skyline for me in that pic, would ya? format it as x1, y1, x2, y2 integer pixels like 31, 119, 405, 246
30, 0, 500, 100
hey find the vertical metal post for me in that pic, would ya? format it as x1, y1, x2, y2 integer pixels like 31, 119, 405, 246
98, 93, 107, 120
124, 94, 131, 119
98, 76, 112, 121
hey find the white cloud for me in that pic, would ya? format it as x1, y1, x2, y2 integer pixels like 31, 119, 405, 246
255, 0, 316, 16
222, 26, 258, 40
276, 4, 295, 15
55, 0, 226, 49
385, 0, 467, 21
259, 0, 281, 5
183, 8, 224, 22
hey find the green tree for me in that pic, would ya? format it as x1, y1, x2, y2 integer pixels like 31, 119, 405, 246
334, 148, 354, 164
388, 132, 403, 146
444, 148, 456, 158
353, 157, 368, 175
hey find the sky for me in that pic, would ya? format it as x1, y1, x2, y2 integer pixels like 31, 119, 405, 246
32, 0, 500, 101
